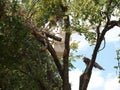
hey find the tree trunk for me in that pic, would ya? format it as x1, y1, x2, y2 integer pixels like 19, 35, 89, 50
79, 26, 108, 90
63, 14, 71, 90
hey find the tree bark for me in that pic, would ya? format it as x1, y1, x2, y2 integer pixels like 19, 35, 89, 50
60, 2, 71, 90
63, 15, 71, 90
47, 41, 64, 79
79, 26, 108, 90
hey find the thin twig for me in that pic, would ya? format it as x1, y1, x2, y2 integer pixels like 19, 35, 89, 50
98, 37, 106, 52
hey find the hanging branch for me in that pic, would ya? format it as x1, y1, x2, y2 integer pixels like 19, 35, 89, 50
98, 37, 106, 52
95, 22, 106, 52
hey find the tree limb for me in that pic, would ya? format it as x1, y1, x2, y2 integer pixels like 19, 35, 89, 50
47, 40, 63, 79
60, 2, 71, 90
25, 19, 63, 80
79, 20, 109, 90
42, 30, 62, 41
107, 20, 120, 30
26, 19, 62, 42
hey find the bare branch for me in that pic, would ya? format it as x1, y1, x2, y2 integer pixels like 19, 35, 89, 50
82, 57, 104, 70
98, 38, 106, 52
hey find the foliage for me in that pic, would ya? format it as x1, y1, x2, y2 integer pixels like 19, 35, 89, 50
68, 0, 120, 89
22, 0, 64, 27
114, 49, 120, 83
68, 0, 120, 45
0, 0, 62, 90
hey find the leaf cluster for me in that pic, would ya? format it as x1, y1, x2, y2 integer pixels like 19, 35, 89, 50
68, 0, 120, 45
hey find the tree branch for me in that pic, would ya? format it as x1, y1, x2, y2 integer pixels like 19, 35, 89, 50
79, 21, 110, 90
42, 30, 62, 41
107, 20, 120, 30
47, 40, 63, 79
60, 3, 71, 90
26, 19, 62, 42
25, 19, 63, 80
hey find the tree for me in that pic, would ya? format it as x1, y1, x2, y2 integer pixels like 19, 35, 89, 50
0, 0, 120, 90
69, 0, 120, 89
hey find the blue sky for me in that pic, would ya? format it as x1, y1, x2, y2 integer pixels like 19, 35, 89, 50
69, 26, 120, 90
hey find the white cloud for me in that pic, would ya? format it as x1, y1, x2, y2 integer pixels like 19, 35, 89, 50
69, 69, 82, 90
104, 74, 120, 90
105, 26, 120, 42
88, 71, 104, 90
69, 70, 120, 90
69, 70, 104, 90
